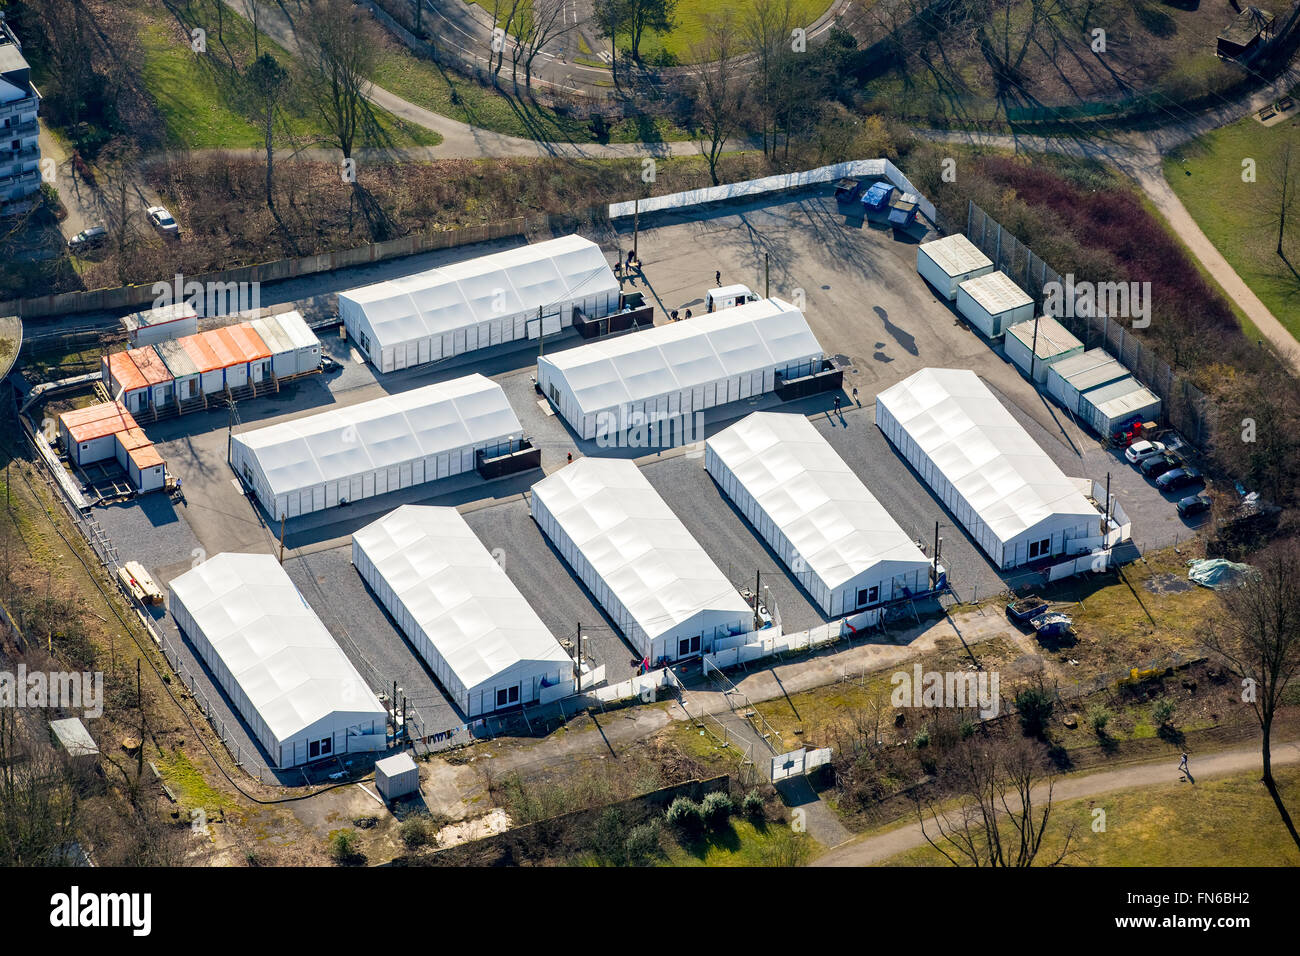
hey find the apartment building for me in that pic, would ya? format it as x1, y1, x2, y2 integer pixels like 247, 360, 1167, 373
0, 15, 41, 217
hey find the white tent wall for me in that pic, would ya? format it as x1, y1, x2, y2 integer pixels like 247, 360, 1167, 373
350, 507, 571, 718
530, 460, 753, 664
916, 234, 995, 299
230, 374, 524, 520
167, 554, 387, 769
536, 297, 825, 440
338, 236, 619, 374
878, 369, 1102, 572
704, 413, 931, 617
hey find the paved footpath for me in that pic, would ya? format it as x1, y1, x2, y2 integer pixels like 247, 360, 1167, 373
814, 737, 1300, 866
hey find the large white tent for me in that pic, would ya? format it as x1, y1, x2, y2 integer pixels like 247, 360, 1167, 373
536, 297, 825, 440
530, 458, 752, 664
352, 506, 572, 717
706, 412, 932, 616
168, 553, 386, 768
875, 368, 1100, 569
231, 373, 523, 519
338, 236, 620, 374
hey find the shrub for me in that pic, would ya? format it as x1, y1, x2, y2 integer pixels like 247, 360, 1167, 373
590, 807, 627, 863
329, 830, 359, 864
665, 797, 704, 837
624, 822, 662, 865
913, 725, 931, 749
1152, 698, 1177, 728
400, 815, 433, 849
1088, 705, 1112, 734
742, 789, 766, 821
700, 791, 732, 829
1015, 686, 1055, 737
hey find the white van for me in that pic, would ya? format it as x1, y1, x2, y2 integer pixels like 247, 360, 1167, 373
706, 284, 759, 312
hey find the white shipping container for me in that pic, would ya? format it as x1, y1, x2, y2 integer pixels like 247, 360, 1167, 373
916, 234, 994, 300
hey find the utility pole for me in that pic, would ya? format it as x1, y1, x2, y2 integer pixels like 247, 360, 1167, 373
932, 521, 941, 586
537, 305, 544, 360
753, 569, 761, 632
1027, 312, 1042, 381
632, 197, 639, 264
137, 658, 144, 776
575, 623, 582, 688
278, 514, 286, 564
764, 253, 770, 299
1103, 472, 1111, 536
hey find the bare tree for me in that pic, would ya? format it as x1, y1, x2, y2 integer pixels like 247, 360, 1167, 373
248, 0, 264, 57
490, 0, 526, 81
0, 707, 81, 866
296, 0, 380, 161
516, 0, 576, 91
1263, 134, 1300, 266
593, 0, 632, 86
1205, 538, 1300, 853
691, 12, 742, 186
915, 734, 1074, 867
741, 0, 795, 159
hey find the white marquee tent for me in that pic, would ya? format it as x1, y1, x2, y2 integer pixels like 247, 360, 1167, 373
352, 506, 572, 717
338, 236, 620, 373
876, 368, 1100, 569
168, 553, 386, 768
536, 297, 825, 440
530, 458, 752, 664
706, 412, 932, 616
231, 373, 524, 519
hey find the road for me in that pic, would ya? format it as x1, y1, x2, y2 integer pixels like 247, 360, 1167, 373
814, 736, 1300, 866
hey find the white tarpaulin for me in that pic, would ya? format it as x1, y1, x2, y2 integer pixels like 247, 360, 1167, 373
231, 373, 523, 519
338, 235, 619, 373
530, 458, 752, 664
352, 506, 571, 717
706, 412, 931, 616
876, 368, 1099, 570
537, 297, 825, 440
167, 553, 386, 768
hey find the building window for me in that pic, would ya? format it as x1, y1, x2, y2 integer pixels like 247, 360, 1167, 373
508, 686, 519, 704
1028, 538, 1052, 559
856, 585, 880, 608
308, 737, 331, 759
677, 635, 702, 657
496, 688, 509, 707
548, 383, 560, 404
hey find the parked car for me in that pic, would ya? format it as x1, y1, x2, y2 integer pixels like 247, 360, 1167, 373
1125, 439, 1167, 465
320, 355, 342, 373
1007, 595, 1049, 625
67, 225, 107, 251
1177, 493, 1212, 518
1140, 452, 1183, 479
147, 205, 179, 237
1157, 466, 1204, 492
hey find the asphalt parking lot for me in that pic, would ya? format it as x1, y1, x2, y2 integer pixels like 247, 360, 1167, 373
71, 182, 1202, 776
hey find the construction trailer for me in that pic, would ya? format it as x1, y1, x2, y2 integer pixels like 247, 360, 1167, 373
230, 373, 524, 520
705, 411, 932, 616
536, 297, 825, 440
530, 457, 753, 665
955, 271, 1035, 339
1078, 376, 1162, 436
1003, 315, 1084, 384
916, 233, 995, 300
122, 302, 199, 347
1045, 348, 1129, 415
352, 505, 572, 717
338, 235, 620, 374
167, 553, 387, 769
876, 368, 1101, 570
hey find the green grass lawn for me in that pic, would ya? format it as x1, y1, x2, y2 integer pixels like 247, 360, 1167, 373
877, 763, 1300, 866
1164, 112, 1300, 344
659, 818, 821, 866
369, 40, 690, 144
631, 0, 832, 63
137, 9, 440, 150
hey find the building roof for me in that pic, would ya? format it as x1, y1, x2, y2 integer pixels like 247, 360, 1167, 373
251, 316, 293, 356
116, 426, 153, 452
178, 332, 225, 373
353, 506, 570, 694
129, 444, 166, 471
208, 325, 271, 365
1220, 6, 1274, 46
958, 271, 1033, 314
339, 235, 619, 349
232, 373, 522, 498
50, 718, 98, 758
876, 368, 1097, 545
167, 553, 384, 743
125, 346, 173, 387
60, 402, 138, 443
707, 412, 930, 592
123, 302, 197, 332
154, 338, 201, 378
1052, 348, 1128, 393
539, 297, 823, 417
273, 310, 320, 351
531, 458, 751, 642
1005, 315, 1083, 360
1083, 377, 1161, 421
919, 233, 993, 278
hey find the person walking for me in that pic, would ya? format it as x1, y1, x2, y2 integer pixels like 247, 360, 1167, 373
833, 395, 842, 414
685, 308, 692, 319
1178, 751, 1189, 775
715, 270, 721, 286
852, 386, 860, 406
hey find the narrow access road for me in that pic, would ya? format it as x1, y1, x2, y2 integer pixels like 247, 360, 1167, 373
814, 736, 1300, 866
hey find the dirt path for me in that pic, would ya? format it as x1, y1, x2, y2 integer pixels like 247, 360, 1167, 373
813, 736, 1300, 867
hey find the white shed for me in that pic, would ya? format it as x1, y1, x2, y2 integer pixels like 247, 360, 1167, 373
1079, 377, 1162, 435
338, 235, 619, 374
956, 271, 1035, 339
531, 458, 753, 665
230, 373, 524, 519
374, 752, 420, 801
1045, 348, 1129, 414
876, 368, 1100, 570
536, 297, 825, 440
274, 310, 323, 375
154, 339, 203, 404
122, 302, 199, 347
167, 553, 387, 768
916, 234, 994, 300
352, 505, 572, 717
1003, 316, 1084, 383
706, 412, 932, 616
